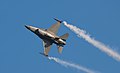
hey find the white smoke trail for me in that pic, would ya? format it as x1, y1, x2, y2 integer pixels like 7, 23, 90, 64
48, 57, 96, 73
63, 21, 120, 61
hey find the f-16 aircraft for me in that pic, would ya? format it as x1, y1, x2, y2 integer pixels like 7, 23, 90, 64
25, 18, 69, 57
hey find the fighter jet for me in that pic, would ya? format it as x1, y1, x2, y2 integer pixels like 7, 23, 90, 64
25, 18, 69, 57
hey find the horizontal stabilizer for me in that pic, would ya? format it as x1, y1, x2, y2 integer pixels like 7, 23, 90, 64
60, 33, 69, 41
58, 46, 63, 53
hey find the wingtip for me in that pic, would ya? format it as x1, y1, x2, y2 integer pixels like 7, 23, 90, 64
53, 18, 62, 23
39, 52, 48, 57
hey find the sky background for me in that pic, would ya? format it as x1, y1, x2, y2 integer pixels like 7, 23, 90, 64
0, 0, 120, 73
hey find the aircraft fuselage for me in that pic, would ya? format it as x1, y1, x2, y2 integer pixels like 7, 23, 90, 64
25, 25, 66, 46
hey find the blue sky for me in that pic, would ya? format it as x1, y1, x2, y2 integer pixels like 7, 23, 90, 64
0, 0, 120, 73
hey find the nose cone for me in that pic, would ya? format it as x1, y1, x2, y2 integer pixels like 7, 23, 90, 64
25, 25, 38, 32
25, 25, 29, 29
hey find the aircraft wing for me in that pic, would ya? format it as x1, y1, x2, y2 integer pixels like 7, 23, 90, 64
43, 39, 53, 56
47, 21, 61, 35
